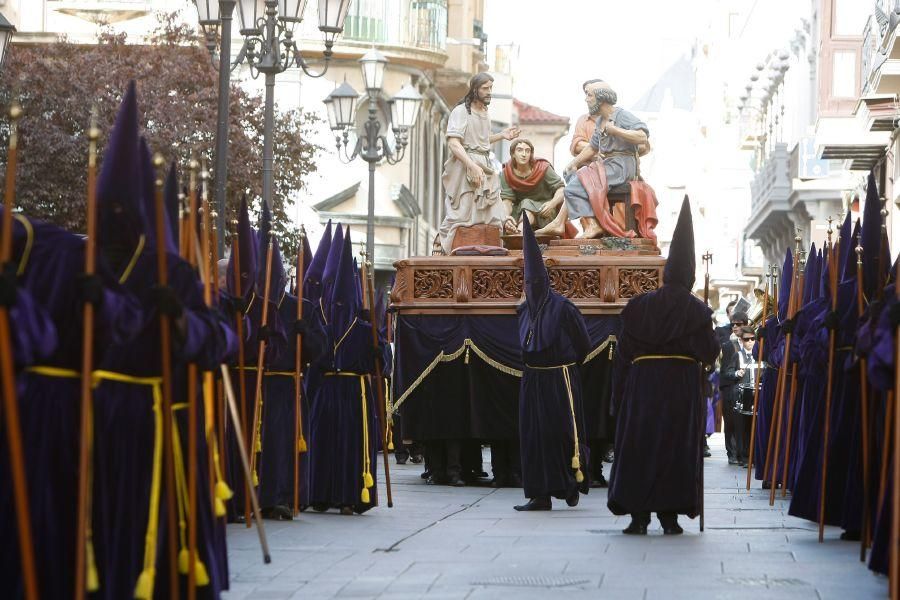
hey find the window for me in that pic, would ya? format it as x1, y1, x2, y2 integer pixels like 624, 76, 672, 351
833, 0, 870, 37
831, 51, 857, 97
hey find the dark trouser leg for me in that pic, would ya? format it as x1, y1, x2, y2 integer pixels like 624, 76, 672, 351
445, 440, 462, 480
392, 413, 409, 463
736, 412, 751, 462
721, 390, 736, 459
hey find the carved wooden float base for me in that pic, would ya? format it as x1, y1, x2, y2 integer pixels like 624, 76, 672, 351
391, 246, 664, 315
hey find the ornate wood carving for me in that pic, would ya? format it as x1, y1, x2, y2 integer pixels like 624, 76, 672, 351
601, 266, 617, 302
618, 268, 660, 298
549, 269, 600, 298
391, 266, 409, 303
413, 269, 454, 299
455, 272, 470, 303
472, 269, 523, 299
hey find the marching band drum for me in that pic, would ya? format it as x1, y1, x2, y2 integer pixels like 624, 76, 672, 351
735, 362, 764, 415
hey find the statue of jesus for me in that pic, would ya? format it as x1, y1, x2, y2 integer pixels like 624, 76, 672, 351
437, 72, 520, 254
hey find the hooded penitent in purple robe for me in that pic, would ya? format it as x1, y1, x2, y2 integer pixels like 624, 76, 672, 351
607, 196, 719, 519
89, 89, 234, 600
306, 228, 380, 513
516, 217, 590, 505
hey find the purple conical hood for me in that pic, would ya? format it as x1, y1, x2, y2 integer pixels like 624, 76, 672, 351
138, 137, 177, 254
861, 172, 883, 298
837, 210, 852, 282
268, 236, 287, 301
819, 248, 830, 301
802, 243, 817, 306
97, 81, 144, 252
321, 223, 344, 311
304, 219, 332, 303
663, 196, 696, 290
522, 215, 550, 313
329, 228, 361, 334
841, 220, 861, 283
778, 247, 793, 321
226, 196, 258, 297
296, 229, 313, 296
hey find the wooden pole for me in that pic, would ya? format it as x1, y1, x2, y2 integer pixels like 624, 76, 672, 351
780, 257, 807, 495
746, 268, 772, 490
248, 232, 275, 508
890, 246, 900, 599
818, 221, 840, 542
230, 221, 252, 527
856, 243, 872, 562
0, 103, 39, 600
362, 256, 393, 507
293, 227, 306, 517
152, 153, 179, 600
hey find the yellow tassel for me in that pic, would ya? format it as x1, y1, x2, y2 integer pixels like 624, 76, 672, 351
575, 469, 584, 483
361, 487, 370, 503
134, 568, 155, 600
464, 346, 470, 364
195, 559, 210, 587
252, 470, 259, 487
388, 440, 394, 451
255, 437, 262, 452
298, 437, 308, 453
178, 548, 189, 574
215, 480, 233, 501
86, 541, 100, 592
214, 497, 227, 518
364, 472, 374, 488
571, 456, 580, 470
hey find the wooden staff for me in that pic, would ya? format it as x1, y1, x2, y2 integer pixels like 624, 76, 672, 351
362, 256, 394, 507
0, 103, 38, 600
856, 242, 873, 561
699, 250, 711, 532
767, 233, 803, 505
745, 267, 772, 490
780, 254, 807, 495
248, 230, 276, 506
293, 227, 306, 517
230, 219, 252, 527
151, 154, 180, 600
879, 391, 893, 526
818, 218, 840, 542
208, 211, 224, 500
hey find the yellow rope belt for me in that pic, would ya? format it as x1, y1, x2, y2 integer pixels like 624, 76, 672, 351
560, 365, 585, 483
525, 362, 577, 370
322, 372, 374, 503
631, 354, 697, 364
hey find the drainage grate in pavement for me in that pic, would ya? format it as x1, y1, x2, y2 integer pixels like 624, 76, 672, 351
471, 576, 591, 588
720, 577, 809, 588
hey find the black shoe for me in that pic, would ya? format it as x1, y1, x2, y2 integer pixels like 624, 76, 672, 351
658, 512, 683, 535
410, 454, 424, 464
590, 474, 609, 488
447, 475, 465, 487
663, 521, 684, 535
420, 469, 431, 479
514, 497, 551, 511
395, 456, 408, 465
761, 480, 772, 490
840, 530, 861, 541
703, 446, 712, 458
565, 489, 580, 507
339, 506, 354, 516
623, 519, 648, 535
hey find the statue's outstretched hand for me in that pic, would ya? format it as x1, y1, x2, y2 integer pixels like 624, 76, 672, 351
503, 126, 521, 141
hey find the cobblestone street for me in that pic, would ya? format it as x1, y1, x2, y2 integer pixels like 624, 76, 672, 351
223, 436, 888, 599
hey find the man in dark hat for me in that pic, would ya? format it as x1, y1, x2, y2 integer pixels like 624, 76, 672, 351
719, 309, 749, 464
513, 217, 591, 511
607, 196, 719, 534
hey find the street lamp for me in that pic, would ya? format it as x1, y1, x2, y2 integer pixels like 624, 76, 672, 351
324, 52, 422, 266
194, 0, 350, 248
0, 12, 17, 72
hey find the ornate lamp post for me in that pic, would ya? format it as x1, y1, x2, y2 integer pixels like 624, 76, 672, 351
323, 48, 422, 267
194, 0, 351, 246
0, 12, 16, 72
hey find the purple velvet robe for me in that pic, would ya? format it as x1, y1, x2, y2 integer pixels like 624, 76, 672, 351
608, 285, 719, 517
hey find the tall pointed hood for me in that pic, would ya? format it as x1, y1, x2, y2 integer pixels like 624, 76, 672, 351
663, 196, 696, 290
268, 237, 287, 302
861, 172, 883, 299
837, 210, 852, 282
778, 247, 793, 321
97, 81, 144, 252
320, 223, 344, 311
304, 219, 332, 303
819, 248, 830, 301
164, 161, 180, 249
841, 220, 861, 283
802, 243, 817, 306
226, 196, 258, 297
329, 228, 360, 335
522, 216, 550, 312
138, 137, 177, 255
296, 229, 313, 296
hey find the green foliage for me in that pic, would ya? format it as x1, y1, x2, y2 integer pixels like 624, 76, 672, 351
0, 11, 321, 256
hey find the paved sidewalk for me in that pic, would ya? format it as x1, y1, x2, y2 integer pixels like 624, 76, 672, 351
223, 435, 888, 599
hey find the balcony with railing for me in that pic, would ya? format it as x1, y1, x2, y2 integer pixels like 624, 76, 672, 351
296, 0, 448, 68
